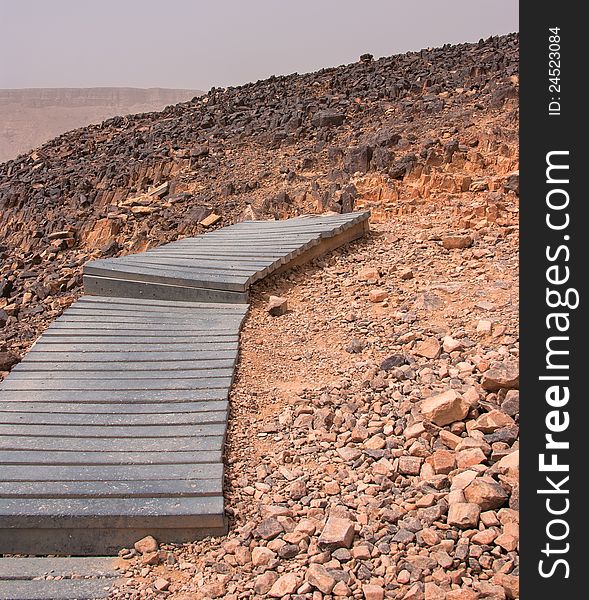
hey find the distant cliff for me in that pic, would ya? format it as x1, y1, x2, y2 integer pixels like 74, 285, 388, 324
0, 87, 203, 162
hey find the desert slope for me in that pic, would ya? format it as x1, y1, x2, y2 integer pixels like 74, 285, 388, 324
0, 87, 202, 162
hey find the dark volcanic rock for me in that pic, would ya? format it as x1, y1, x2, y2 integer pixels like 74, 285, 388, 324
312, 111, 345, 127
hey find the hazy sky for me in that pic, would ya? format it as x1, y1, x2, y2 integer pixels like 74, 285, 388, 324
0, 1, 518, 90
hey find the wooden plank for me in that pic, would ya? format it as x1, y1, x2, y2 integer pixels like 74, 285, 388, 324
1, 378, 233, 392
122, 255, 274, 268
84, 262, 250, 291
0, 389, 229, 402
0, 401, 228, 414
0, 422, 226, 438
47, 321, 240, 332
30, 341, 238, 352
38, 334, 239, 343
0, 436, 224, 453
75, 295, 249, 312
11, 359, 234, 378
0, 495, 225, 521
90, 258, 259, 278
84, 275, 250, 303
0, 450, 222, 465
22, 350, 238, 362
0, 557, 119, 580
8, 368, 235, 380
0, 410, 227, 426
0, 479, 221, 499
0, 463, 223, 482
0, 579, 116, 600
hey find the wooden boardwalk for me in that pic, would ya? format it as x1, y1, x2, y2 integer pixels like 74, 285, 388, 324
84, 212, 369, 303
0, 211, 369, 558
0, 558, 119, 600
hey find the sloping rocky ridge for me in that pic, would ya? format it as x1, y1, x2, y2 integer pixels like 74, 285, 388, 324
0, 33, 518, 377
0, 87, 203, 163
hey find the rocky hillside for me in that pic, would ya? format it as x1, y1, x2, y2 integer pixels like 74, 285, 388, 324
0, 33, 519, 600
0, 87, 202, 162
0, 32, 518, 381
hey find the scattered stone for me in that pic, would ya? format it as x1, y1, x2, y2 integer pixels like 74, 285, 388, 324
501, 390, 519, 416
0, 351, 19, 371
476, 319, 492, 333
268, 573, 300, 597
443, 336, 463, 353
252, 546, 277, 566
399, 456, 423, 475
358, 267, 379, 282
267, 295, 288, 316
415, 337, 441, 359
442, 235, 473, 249
363, 583, 385, 600
447, 502, 481, 528
380, 354, 407, 370
318, 516, 355, 549
420, 390, 469, 426
471, 409, 515, 433
464, 478, 509, 510
312, 110, 345, 127
428, 449, 456, 474
306, 563, 336, 594
481, 361, 519, 391
255, 572, 279, 595
199, 213, 222, 227
255, 517, 283, 540
200, 581, 225, 598
134, 535, 158, 554
493, 572, 519, 599
369, 289, 388, 302
346, 338, 364, 353
153, 577, 170, 592
446, 590, 479, 600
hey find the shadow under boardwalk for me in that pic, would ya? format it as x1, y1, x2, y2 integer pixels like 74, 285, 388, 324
0, 211, 369, 555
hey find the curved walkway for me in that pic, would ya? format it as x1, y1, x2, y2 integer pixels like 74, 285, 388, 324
0, 211, 369, 557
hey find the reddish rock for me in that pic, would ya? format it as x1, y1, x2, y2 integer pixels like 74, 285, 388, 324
428, 449, 456, 474
369, 288, 388, 302
456, 447, 487, 469
363, 583, 385, 600
318, 516, 355, 549
493, 573, 519, 599
254, 572, 279, 595
446, 589, 480, 600
255, 517, 283, 540
140, 551, 160, 566
134, 535, 158, 554
447, 502, 481, 528
481, 361, 519, 391
82, 218, 121, 249
442, 235, 473, 249
306, 563, 336, 594
153, 577, 170, 592
471, 409, 515, 433
464, 478, 508, 510
398, 455, 424, 475
420, 390, 469, 426
268, 573, 300, 597
200, 581, 225, 598
358, 267, 379, 282
415, 337, 441, 359
267, 295, 288, 316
